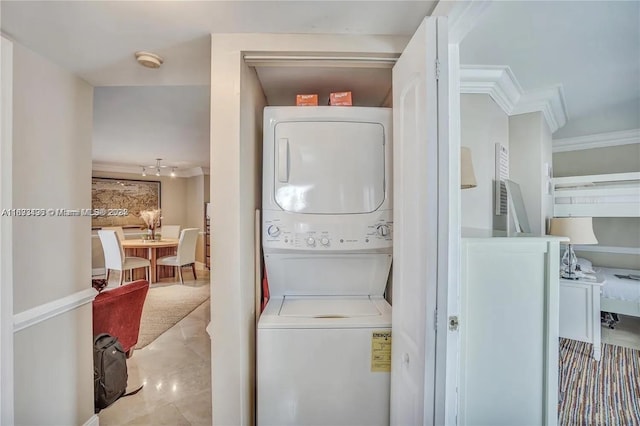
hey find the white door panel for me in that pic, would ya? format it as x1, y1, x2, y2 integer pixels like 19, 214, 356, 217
391, 16, 448, 426
274, 121, 386, 214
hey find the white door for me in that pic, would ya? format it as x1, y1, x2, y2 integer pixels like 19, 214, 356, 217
391, 16, 450, 426
274, 121, 386, 214
0, 35, 14, 425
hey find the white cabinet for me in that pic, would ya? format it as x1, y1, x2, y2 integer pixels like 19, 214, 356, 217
559, 276, 604, 361
459, 233, 562, 426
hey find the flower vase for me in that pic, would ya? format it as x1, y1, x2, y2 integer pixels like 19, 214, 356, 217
150, 228, 156, 241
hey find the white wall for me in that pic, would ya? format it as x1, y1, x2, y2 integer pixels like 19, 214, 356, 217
509, 112, 553, 235
460, 94, 509, 230
12, 42, 94, 425
209, 32, 408, 426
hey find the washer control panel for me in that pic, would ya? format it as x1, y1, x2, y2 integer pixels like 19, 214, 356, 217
262, 211, 393, 250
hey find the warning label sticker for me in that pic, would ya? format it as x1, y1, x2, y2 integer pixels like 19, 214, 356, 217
371, 330, 392, 372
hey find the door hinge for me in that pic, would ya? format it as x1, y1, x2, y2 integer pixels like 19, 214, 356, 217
448, 315, 459, 331
435, 59, 441, 80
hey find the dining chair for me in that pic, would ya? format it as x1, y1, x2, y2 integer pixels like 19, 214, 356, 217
98, 230, 150, 286
156, 228, 199, 284
160, 225, 180, 240
102, 226, 125, 242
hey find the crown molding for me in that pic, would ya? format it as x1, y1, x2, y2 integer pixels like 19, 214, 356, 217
460, 65, 522, 114
92, 162, 209, 178
512, 85, 567, 132
460, 65, 568, 133
552, 128, 640, 153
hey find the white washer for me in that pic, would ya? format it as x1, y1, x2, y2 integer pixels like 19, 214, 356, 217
258, 296, 391, 426
258, 107, 393, 426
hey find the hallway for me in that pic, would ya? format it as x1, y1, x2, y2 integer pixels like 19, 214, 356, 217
98, 281, 211, 425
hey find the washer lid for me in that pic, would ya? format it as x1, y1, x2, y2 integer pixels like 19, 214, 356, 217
279, 295, 382, 318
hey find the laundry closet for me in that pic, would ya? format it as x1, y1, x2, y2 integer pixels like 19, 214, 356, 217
209, 18, 450, 426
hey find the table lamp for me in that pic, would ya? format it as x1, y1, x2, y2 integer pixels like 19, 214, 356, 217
461, 147, 477, 189
548, 217, 598, 279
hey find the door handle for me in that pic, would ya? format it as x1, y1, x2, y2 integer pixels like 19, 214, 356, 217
278, 138, 289, 182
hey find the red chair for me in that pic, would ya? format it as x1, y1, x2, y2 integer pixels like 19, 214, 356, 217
92, 280, 149, 357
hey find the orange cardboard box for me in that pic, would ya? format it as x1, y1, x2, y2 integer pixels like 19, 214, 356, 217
296, 94, 318, 106
329, 91, 352, 106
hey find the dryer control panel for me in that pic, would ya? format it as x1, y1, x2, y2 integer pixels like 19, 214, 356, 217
262, 210, 392, 251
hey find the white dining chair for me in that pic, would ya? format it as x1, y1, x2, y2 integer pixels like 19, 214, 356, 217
160, 225, 180, 240
102, 226, 125, 243
156, 228, 199, 284
98, 229, 150, 286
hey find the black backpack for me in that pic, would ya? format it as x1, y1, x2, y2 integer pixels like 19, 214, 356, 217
93, 334, 142, 412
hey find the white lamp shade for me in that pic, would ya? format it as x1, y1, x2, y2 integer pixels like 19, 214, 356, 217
548, 217, 598, 245
461, 147, 477, 189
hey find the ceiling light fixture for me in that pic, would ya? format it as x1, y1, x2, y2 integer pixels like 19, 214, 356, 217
140, 158, 177, 178
135, 51, 164, 69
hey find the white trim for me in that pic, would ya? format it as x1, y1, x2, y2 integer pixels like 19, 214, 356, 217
82, 414, 100, 426
92, 162, 209, 178
512, 85, 567, 133
460, 65, 521, 114
13, 288, 97, 333
553, 128, 640, 153
573, 245, 640, 256
460, 65, 568, 133
243, 54, 398, 67
0, 35, 14, 426
444, 42, 462, 426
553, 171, 640, 186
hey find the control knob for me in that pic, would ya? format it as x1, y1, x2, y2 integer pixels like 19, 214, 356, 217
320, 237, 330, 246
306, 237, 316, 246
377, 225, 390, 237
267, 225, 280, 237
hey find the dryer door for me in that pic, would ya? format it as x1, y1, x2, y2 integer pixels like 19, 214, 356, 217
274, 121, 386, 214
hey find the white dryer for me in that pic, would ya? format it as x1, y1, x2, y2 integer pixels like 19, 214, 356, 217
258, 107, 393, 426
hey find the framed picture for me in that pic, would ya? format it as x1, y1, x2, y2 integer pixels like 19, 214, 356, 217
91, 178, 161, 229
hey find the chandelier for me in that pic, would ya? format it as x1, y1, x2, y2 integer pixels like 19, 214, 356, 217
141, 158, 176, 177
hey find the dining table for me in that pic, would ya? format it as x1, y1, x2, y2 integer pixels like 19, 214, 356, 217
121, 238, 179, 283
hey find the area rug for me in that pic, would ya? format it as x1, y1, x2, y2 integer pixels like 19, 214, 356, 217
136, 282, 210, 349
559, 338, 640, 425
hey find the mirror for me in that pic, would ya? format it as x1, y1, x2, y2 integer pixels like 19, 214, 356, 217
505, 179, 531, 233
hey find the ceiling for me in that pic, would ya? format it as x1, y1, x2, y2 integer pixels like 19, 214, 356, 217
1, 1, 435, 170
93, 86, 210, 170
2, 1, 638, 171
1, 1, 435, 87
461, 1, 640, 139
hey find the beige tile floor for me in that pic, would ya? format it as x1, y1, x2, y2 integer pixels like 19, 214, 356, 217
602, 314, 640, 350
99, 273, 212, 426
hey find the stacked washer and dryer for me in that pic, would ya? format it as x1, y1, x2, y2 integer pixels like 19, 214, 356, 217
257, 106, 393, 426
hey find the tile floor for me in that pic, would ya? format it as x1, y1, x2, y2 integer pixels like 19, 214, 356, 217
602, 314, 640, 350
99, 273, 212, 426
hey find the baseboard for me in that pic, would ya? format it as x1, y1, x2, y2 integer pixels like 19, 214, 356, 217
83, 414, 99, 426
92, 268, 106, 277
